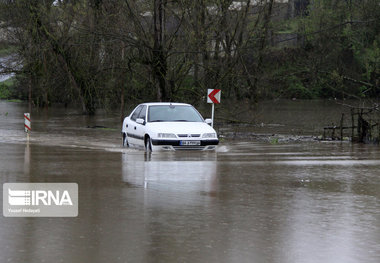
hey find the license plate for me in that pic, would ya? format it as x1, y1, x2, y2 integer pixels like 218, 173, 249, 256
180, 140, 201, 146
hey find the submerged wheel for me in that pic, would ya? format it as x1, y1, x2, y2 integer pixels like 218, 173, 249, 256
122, 133, 129, 147
145, 136, 152, 152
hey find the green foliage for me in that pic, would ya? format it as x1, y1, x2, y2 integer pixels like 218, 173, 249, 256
289, 0, 380, 99
270, 137, 279, 145
0, 78, 15, 99
285, 77, 315, 99
0, 84, 10, 99
0, 0, 379, 112
0, 45, 17, 57
362, 40, 380, 82
275, 18, 300, 34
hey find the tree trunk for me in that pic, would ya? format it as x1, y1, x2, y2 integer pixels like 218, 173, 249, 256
250, 0, 274, 100
153, 0, 167, 101
28, 76, 32, 113
120, 85, 125, 123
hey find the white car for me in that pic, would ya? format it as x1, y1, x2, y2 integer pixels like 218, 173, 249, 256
122, 102, 219, 151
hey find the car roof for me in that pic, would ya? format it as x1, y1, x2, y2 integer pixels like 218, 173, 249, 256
140, 102, 192, 107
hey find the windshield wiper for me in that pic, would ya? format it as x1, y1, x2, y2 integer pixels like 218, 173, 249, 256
150, 120, 166, 122
172, 120, 190, 122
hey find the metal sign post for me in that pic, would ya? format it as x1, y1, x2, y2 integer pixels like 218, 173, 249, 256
211, 103, 215, 128
207, 89, 221, 127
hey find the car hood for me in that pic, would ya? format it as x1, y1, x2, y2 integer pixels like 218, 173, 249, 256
147, 122, 217, 135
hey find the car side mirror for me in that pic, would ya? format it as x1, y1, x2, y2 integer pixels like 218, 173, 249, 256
136, 118, 145, 125
205, 119, 212, 125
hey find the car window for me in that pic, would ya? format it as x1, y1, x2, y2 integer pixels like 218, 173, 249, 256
130, 105, 143, 121
148, 105, 204, 122
137, 105, 147, 121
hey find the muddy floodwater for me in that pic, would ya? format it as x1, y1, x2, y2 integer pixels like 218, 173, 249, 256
1, 100, 380, 263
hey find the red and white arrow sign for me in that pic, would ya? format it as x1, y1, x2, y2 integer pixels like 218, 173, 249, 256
207, 89, 221, 104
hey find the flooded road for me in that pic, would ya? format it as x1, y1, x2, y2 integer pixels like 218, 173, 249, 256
1, 100, 380, 263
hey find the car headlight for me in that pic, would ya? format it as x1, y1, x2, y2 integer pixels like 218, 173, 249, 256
157, 133, 177, 138
202, 133, 216, 138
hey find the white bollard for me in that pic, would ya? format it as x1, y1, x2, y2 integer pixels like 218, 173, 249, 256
24, 113, 31, 141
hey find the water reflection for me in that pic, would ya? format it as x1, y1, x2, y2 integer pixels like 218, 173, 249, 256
23, 143, 30, 176
122, 152, 218, 201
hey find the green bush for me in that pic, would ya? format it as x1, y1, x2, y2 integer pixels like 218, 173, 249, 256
285, 77, 315, 99
0, 78, 16, 99
0, 83, 11, 99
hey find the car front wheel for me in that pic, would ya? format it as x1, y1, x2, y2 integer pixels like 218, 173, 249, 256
122, 133, 129, 147
145, 136, 152, 152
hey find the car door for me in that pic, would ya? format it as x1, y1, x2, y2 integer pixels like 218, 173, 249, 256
134, 105, 147, 147
126, 105, 143, 146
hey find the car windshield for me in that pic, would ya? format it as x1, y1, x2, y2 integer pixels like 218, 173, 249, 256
148, 105, 204, 122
